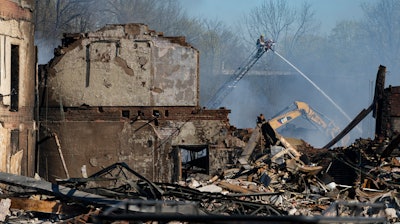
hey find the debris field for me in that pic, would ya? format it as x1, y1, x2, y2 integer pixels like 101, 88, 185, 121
0, 1, 399, 222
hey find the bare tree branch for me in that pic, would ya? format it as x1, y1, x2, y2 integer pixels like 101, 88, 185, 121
242, 0, 316, 56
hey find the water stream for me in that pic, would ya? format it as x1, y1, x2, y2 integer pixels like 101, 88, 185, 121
272, 50, 353, 123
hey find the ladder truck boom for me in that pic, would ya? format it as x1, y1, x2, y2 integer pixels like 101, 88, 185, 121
205, 45, 272, 109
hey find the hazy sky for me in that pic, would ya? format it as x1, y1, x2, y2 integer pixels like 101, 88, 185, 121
179, 0, 376, 33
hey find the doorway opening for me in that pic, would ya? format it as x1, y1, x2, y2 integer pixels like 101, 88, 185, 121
178, 145, 209, 180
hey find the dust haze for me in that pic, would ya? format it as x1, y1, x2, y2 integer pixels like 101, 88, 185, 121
202, 1, 400, 147
33, 0, 400, 147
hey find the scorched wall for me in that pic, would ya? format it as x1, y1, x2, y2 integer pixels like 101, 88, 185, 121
38, 24, 239, 183
44, 24, 199, 107
0, 0, 36, 177
376, 86, 400, 139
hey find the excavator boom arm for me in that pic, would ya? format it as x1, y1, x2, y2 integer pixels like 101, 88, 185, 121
268, 101, 342, 143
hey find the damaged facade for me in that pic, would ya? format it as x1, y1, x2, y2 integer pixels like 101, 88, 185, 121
0, 0, 36, 177
38, 23, 239, 183
376, 85, 400, 141
0, 2, 399, 222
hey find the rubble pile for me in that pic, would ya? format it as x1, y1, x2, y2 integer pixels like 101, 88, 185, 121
0, 129, 399, 223
179, 133, 400, 220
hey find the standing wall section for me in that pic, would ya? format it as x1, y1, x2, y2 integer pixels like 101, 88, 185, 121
0, 0, 36, 176
39, 24, 235, 183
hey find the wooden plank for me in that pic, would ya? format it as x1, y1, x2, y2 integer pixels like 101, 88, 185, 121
10, 197, 85, 215
10, 150, 23, 175
217, 181, 253, 193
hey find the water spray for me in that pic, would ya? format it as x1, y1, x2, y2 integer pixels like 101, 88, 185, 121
272, 50, 361, 132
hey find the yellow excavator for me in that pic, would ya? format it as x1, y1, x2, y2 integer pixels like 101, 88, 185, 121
238, 101, 346, 166
268, 101, 345, 146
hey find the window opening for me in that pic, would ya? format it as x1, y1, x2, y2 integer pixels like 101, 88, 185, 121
122, 110, 130, 118
10, 45, 19, 111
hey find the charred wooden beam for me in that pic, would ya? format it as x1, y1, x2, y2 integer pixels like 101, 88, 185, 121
238, 123, 261, 165
373, 65, 387, 139
323, 104, 374, 149
156, 183, 283, 216
379, 134, 400, 158
86, 162, 164, 199
0, 172, 122, 207
324, 65, 386, 149
0, 172, 189, 214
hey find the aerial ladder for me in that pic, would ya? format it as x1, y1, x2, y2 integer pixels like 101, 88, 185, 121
205, 42, 274, 109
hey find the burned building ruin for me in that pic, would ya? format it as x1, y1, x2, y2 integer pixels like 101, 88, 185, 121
1, 1, 400, 222
37, 23, 241, 183
0, 0, 36, 177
